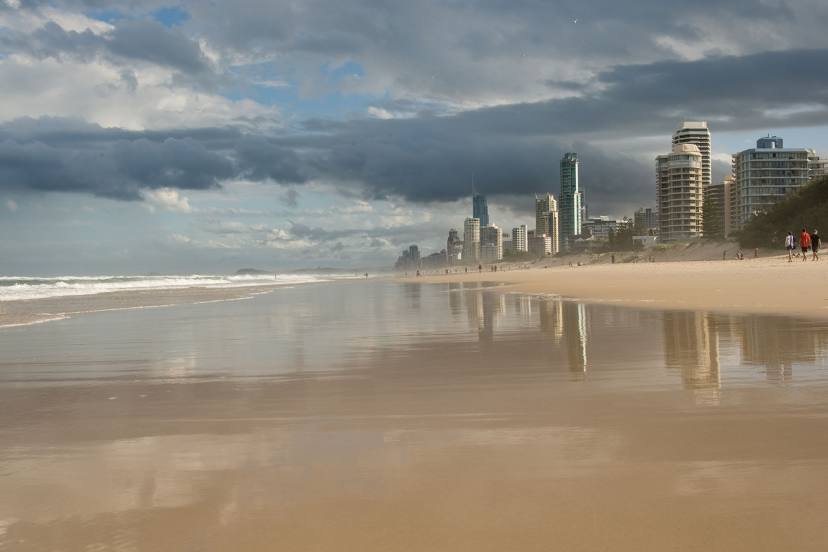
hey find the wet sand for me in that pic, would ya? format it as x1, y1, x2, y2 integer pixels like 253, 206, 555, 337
408, 255, 828, 319
2, 280, 828, 550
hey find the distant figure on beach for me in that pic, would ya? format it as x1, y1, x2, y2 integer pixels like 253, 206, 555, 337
723, 250, 727, 261
811, 229, 821, 261
785, 232, 796, 262
800, 228, 812, 262
416, 270, 420, 277
364, 273, 368, 279
736, 249, 744, 260
478, 264, 482, 273
611, 254, 615, 264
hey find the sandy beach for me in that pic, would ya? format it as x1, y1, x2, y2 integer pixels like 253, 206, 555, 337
405, 254, 828, 319
4, 277, 828, 550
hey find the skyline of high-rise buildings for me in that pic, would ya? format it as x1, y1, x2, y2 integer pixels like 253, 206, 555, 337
397, 119, 828, 265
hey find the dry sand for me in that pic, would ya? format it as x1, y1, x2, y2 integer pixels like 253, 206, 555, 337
407, 254, 828, 319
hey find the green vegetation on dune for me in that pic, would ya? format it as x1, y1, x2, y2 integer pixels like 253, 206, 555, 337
739, 176, 828, 248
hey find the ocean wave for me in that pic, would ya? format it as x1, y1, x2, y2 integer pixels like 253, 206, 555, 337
0, 273, 358, 302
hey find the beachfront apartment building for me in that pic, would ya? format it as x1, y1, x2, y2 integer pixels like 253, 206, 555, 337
703, 178, 727, 240
462, 217, 480, 263
673, 121, 711, 191
733, 136, 811, 228
559, 153, 582, 251
726, 175, 739, 238
657, 143, 704, 241
535, 193, 560, 254
810, 152, 828, 180
480, 224, 503, 261
511, 224, 528, 252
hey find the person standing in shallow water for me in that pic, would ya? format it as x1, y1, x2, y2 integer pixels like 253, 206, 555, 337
800, 228, 812, 262
785, 232, 796, 262
811, 229, 821, 261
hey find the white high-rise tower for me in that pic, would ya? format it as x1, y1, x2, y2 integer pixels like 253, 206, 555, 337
673, 121, 711, 191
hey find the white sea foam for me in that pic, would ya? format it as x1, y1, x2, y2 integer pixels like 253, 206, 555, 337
0, 273, 361, 302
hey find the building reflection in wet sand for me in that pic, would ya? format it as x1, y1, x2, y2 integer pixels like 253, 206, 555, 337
447, 283, 828, 389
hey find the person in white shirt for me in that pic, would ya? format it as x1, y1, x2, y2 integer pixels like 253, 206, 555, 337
785, 231, 796, 262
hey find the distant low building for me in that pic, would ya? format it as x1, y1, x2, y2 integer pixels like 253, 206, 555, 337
394, 245, 422, 271
511, 224, 528, 252
529, 233, 552, 257
633, 207, 658, 235
421, 251, 447, 269
481, 243, 500, 263
581, 216, 626, 242
446, 228, 463, 264
632, 235, 658, 248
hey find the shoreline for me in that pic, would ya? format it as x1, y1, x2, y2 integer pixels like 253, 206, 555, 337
0, 284, 282, 329
401, 255, 828, 320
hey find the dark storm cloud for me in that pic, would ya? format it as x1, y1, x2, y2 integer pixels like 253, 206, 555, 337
0, 18, 211, 76
2, 47, 828, 214
0, 127, 237, 199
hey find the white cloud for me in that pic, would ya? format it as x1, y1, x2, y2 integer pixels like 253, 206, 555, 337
142, 188, 192, 213
0, 55, 281, 131
169, 233, 193, 245
367, 106, 394, 120
5, 199, 18, 212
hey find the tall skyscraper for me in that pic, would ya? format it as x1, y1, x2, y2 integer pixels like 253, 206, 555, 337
472, 194, 489, 227
733, 136, 811, 228
462, 217, 480, 264
657, 143, 704, 241
559, 152, 582, 251
535, 193, 559, 254
480, 224, 503, 261
511, 225, 528, 252
673, 121, 711, 191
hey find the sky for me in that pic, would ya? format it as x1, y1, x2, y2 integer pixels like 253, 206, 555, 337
2, 0, 828, 274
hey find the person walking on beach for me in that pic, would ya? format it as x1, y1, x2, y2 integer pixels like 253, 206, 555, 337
800, 228, 812, 262
785, 232, 796, 262
811, 229, 821, 261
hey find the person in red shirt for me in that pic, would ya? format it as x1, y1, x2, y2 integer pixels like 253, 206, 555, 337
800, 228, 812, 262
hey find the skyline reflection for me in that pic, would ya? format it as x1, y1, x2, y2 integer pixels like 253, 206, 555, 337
443, 282, 828, 389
